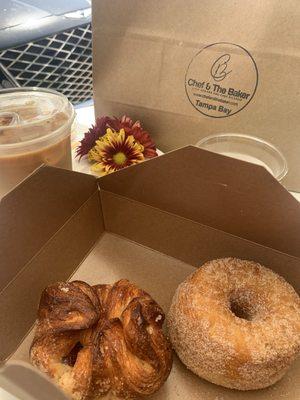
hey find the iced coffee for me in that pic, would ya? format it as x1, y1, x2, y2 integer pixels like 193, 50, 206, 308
0, 88, 75, 198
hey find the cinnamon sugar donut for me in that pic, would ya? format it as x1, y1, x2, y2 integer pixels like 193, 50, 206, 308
167, 258, 300, 390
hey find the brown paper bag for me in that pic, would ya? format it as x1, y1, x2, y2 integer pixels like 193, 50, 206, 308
92, 0, 300, 191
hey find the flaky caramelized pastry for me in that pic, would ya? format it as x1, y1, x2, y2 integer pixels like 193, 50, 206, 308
31, 279, 172, 399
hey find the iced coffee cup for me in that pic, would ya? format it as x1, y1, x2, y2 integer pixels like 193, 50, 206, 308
0, 88, 75, 198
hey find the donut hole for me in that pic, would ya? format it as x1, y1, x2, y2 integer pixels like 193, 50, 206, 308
61, 342, 83, 367
230, 299, 251, 320
229, 291, 256, 321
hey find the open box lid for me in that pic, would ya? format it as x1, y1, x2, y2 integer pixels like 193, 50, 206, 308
1, 145, 300, 296
98, 145, 300, 259
1, 147, 300, 334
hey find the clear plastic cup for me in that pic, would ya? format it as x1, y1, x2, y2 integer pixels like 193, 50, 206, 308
196, 133, 288, 181
0, 88, 75, 198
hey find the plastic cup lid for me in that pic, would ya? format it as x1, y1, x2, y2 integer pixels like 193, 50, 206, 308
0, 88, 74, 149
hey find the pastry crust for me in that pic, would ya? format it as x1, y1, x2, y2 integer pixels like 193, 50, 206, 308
30, 279, 172, 399
167, 258, 300, 390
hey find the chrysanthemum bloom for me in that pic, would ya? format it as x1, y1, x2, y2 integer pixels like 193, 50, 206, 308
88, 128, 145, 175
76, 115, 157, 159
76, 116, 116, 159
118, 116, 157, 158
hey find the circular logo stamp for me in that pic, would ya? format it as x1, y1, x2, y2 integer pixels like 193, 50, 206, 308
185, 42, 258, 118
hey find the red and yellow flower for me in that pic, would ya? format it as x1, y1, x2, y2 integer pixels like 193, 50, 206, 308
88, 128, 145, 175
76, 115, 157, 160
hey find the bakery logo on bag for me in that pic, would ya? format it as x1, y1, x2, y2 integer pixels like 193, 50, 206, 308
210, 54, 232, 82
185, 42, 258, 118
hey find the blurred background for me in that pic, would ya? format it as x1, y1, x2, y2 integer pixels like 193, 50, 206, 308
0, 0, 92, 105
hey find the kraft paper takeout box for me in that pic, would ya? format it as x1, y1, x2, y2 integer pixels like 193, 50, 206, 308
0, 146, 299, 399
92, 0, 300, 192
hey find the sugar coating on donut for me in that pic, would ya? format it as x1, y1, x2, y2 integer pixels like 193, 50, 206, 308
167, 258, 300, 390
